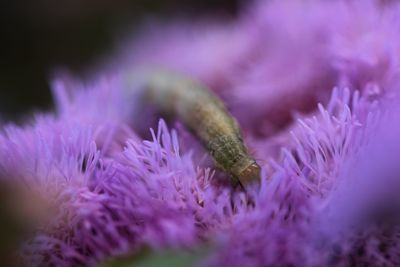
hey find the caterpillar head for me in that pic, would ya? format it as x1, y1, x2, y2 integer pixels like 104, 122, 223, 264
232, 158, 261, 188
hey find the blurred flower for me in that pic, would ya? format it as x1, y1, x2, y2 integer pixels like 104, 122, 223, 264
2, 0, 400, 266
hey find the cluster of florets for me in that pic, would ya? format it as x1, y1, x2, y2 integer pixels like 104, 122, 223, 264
2, 1, 400, 266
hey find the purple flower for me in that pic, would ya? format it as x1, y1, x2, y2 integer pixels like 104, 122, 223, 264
2, 0, 400, 266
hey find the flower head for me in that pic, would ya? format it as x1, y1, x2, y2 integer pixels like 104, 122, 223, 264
2, 1, 400, 266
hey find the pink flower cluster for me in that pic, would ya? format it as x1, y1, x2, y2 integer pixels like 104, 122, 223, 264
1, 1, 400, 266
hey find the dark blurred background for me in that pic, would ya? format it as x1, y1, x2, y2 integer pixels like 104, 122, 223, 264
0, 0, 240, 122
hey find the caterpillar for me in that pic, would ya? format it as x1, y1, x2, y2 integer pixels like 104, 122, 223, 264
140, 69, 261, 188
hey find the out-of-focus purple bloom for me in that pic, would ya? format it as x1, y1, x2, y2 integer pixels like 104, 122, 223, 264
2, 0, 400, 266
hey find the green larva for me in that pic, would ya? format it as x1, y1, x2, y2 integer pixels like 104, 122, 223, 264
142, 70, 261, 188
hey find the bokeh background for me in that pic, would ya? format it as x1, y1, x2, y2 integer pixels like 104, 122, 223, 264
0, 0, 241, 122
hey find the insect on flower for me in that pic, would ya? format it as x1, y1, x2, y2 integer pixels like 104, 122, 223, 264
140, 69, 261, 188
